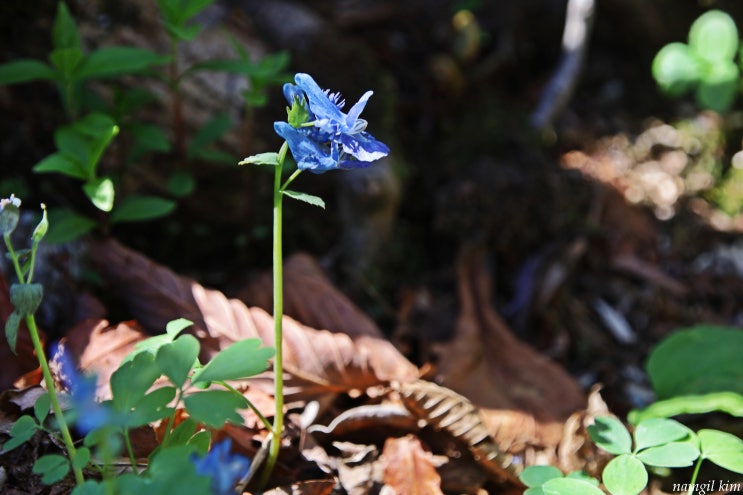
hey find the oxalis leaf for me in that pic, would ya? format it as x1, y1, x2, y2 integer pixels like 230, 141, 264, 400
634, 418, 692, 450
541, 477, 605, 495
33, 454, 70, 485
519, 465, 563, 487
110, 352, 161, 411
602, 454, 647, 495
699, 429, 743, 474
282, 189, 325, 209
636, 441, 700, 467
191, 338, 274, 384
588, 416, 632, 455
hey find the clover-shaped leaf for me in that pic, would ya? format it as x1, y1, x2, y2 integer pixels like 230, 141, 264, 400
699, 429, 743, 474
602, 454, 647, 495
588, 416, 632, 455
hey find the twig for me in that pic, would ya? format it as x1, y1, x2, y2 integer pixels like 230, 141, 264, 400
530, 0, 596, 131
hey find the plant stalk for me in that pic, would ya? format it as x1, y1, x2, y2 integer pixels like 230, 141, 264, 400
26, 314, 85, 485
258, 142, 289, 488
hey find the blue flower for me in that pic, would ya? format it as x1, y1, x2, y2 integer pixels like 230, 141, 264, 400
51, 342, 113, 434
274, 73, 389, 173
191, 439, 251, 495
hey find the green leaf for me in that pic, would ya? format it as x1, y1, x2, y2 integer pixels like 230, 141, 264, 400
588, 416, 633, 455
190, 338, 274, 384
634, 418, 691, 451
110, 195, 176, 223
239, 152, 279, 167
163, 417, 198, 447
524, 489, 547, 495
125, 319, 193, 364
71, 113, 119, 172
157, 0, 214, 27
3, 415, 39, 451
33, 454, 70, 484
4, 311, 20, 354
49, 47, 84, 78
602, 454, 647, 495
76, 47, 169, 80
10, 283, 43, 316
519, 465, 563, 487
156, 334, 200, 387
647, 325, 743, 399
145, 445, 211, 494
565, 471, 599, 485
699, 429, 743, 474
166, 171, 195, 198
542, 477, 605, 495
72, 446, 91, 470
183, 390, 247, 428
186, 113, 231, 161
125, 386, 176, 428
0, 59, 57, 85
71, 480, 106, 495
53, 2, 81, 50
128, 123, 171, 164
34, 392, 51, 424
652, 43, 701, 96
33, 152, 88, 180
636, 442, 700, 467
83, 177, 115, 212
696, 60, 739, 112
110, 352, 161, 411
161, 21, 202, 42
689, 10, 739, 62
44, 208, 97, 244
282, 190, 326, 209
629, 391, 743, 424
166, 318, 194, 337
187, 429, 211, 454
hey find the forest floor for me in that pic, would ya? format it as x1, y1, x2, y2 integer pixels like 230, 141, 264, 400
2, 1, 743, 493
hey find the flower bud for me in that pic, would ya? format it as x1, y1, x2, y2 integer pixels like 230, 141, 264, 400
0, 194, 21, 235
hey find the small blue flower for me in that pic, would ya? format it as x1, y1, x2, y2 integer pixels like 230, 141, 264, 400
51, 342, 113, 434
191, 439, 251, 495
275, 73, 389, 173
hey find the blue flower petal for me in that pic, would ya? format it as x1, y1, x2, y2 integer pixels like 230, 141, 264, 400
340, 132, 390, 162
274, 122, 339, 173
293, 73, 345, 124
192, 439, 251, 495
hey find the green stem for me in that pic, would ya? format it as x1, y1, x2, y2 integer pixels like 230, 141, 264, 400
3, 234, 24, 282
687, 456, 704, 495
258, 141, 289, 489
124, 428, 138, 472
218, 381, 273, 432
280, 169, 302, 191
160, 387, 184, 447
26, 314, 85, 485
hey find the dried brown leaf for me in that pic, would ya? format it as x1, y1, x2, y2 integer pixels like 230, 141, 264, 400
381, 435, 444, 495
256, 479, 336, 495
86, 238, 418, 400
433, 243, 585, 453
238, 253, 386, 340
397, 379, 522, 484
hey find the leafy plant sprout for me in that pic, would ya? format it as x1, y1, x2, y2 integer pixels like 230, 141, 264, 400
1, 197, 85, 485
239, 72, 389, 486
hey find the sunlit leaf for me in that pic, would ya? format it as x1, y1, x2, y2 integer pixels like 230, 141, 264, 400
699, 429, 743, 474
588, 416, 632, 455
602, 454, 647, 495
282, 189, 325, 209
183, 390, 247, 428
519, 465, 563, 487
190, 338, 274, 384
83, 177, 115, 212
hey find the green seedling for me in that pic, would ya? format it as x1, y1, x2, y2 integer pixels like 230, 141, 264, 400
652, 9, 740, 112
0, 2, 167, 120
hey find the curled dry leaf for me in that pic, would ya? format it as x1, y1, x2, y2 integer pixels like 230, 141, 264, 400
397, 379, 523, 485
86, 238, 418, 401
380, 435, 445, 495
432, 243, 585, 454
